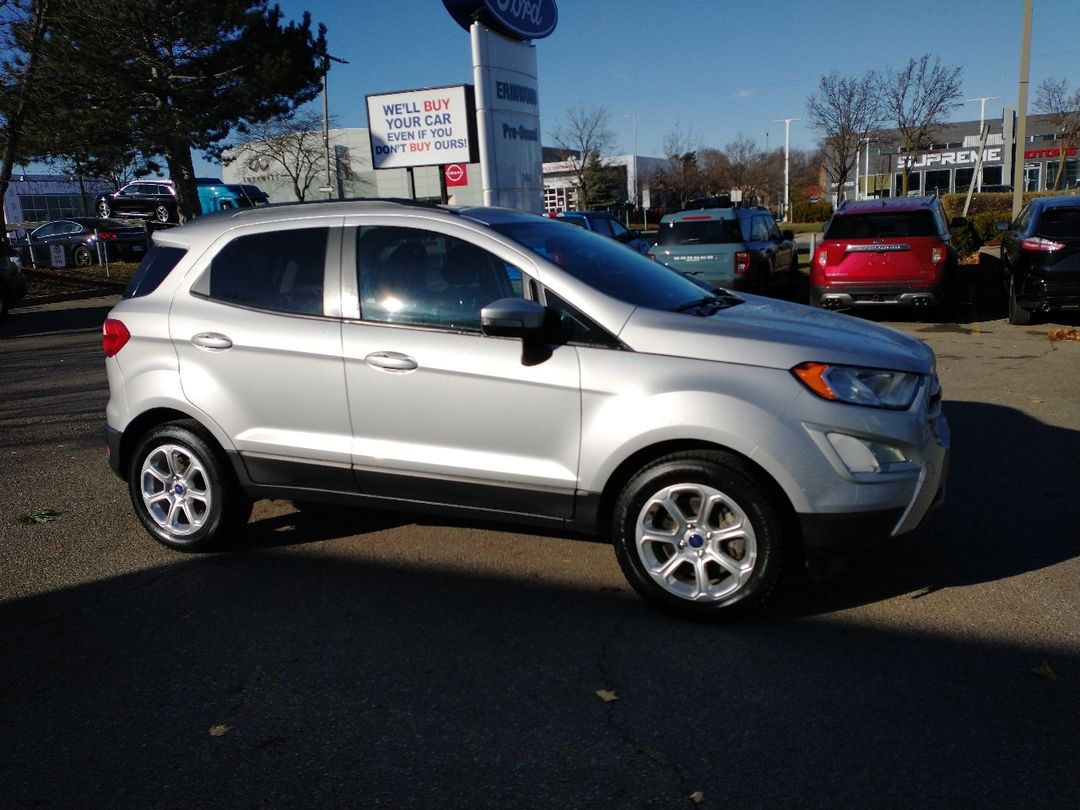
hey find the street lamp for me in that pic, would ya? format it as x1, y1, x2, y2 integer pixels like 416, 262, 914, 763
773, 117, 799, 221
966, 96, 1000, 192
321, 53, 349, 199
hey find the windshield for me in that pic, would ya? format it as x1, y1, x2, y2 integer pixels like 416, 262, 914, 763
488, 218, 723, 311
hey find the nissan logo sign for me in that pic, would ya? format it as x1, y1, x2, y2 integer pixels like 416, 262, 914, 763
443, 0, 558, 41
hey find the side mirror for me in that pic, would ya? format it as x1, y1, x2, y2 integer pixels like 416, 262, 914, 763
481, 298, 546, 338
995, 221, 1010, 232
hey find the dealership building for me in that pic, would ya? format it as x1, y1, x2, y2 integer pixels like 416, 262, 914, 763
835, 109, 1078, 200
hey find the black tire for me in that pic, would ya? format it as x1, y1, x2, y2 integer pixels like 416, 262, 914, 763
128, 421, 252, 551
611, 450, 788, 619
154, 204, 172, 223
73, 245, 93, 267
1007, 275, 1032, 325
96, 200, 111, 218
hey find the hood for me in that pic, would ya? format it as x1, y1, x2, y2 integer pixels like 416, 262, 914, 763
617, 294, 935, 374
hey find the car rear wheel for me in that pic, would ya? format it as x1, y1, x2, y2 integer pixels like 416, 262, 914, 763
96, 200, 111, 218
154, 205, 172, 223
1007, 275, 1032, 325
73, 246, 93, 267
128, 422, 252, 551
611, 450, 787, 619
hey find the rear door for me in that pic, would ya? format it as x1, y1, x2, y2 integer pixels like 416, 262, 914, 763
340, 219, 582, 518
169, 221, 355, 490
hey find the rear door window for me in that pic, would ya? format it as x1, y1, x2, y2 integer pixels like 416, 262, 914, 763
192, 228, 328, 315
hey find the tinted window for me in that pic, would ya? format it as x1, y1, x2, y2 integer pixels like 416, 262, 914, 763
357, 226, 522, 330
825, 211, 939, 239
656, 217, 741, 246
194, 228, 327, 315
1038, 207, 1080, 239
124, 246, 187, 299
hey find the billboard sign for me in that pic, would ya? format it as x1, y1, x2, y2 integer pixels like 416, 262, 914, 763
366, 85, 478, 170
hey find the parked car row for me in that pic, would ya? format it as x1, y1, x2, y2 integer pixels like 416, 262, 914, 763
95, 178, 270, 223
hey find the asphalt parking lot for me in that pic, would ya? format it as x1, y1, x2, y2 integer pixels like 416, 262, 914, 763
1, 280, 1078, 809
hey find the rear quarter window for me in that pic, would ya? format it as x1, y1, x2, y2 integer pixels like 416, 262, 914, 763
123, 246, 187, 299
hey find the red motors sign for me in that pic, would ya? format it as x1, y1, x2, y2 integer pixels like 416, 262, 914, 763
1024, 146, 1078, 159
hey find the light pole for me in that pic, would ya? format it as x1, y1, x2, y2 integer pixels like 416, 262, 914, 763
321, 53, 349, 199
773, 117, 799, 221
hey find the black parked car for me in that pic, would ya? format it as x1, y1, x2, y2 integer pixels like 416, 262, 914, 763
998, 195, 1080, 324
554, 211, 652, 253
0, 241, 27, 319
95, 181, 177, 222
11, 218, 148, 267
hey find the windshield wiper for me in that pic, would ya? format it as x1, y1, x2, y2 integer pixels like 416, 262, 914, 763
674, 292, 741, 314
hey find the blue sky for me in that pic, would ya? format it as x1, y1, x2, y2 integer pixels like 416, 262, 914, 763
232, 0, 1077, 168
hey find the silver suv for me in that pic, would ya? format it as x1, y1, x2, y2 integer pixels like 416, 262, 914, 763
103, 200, 950, 618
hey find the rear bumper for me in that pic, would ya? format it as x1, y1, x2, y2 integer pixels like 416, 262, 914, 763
811, 284, 944, 309
1012, 272, 1080, 312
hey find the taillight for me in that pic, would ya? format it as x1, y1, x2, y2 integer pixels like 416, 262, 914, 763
931, 246, 945, 264
1021, 236, 1065, 252
646, 250, 656, 261
97, 231, 118, 240
102, 318, 130, 357
816, 248, 828, 269
734, 250, 751, 274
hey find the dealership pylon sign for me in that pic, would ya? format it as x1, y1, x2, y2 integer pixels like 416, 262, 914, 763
444, 0, 557, 213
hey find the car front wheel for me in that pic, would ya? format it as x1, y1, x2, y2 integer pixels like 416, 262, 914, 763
128, 422, 252, 551
612, 451, 787, 619
73, 246, 93, 267
154, 205, 172, 223
96, 200, 111, 218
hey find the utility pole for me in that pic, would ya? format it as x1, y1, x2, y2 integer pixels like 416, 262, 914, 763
967, 96, 1001, 191
773, 118, 799, 221
321, 53, 349, 199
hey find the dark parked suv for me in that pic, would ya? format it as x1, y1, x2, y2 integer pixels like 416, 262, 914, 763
998, 194, 1080, 325
96, 181, 177, 223
811, 195, 959, 313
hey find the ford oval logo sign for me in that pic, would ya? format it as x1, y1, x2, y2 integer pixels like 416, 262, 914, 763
443, 0, 558, 41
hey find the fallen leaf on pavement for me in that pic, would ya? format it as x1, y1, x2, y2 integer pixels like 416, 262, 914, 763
18, 508, 62, 525
209, 724, 232, 736
596, 689, 619, 703
1031, 661, 1057, 681
690, 791, 705, 803
1048, 328, 1079, 342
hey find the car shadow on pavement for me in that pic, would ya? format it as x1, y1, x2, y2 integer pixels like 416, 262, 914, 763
775, 398, 1080, 617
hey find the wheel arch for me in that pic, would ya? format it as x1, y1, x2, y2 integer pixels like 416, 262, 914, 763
592, 439, 799, 544
116, 407, 234, 482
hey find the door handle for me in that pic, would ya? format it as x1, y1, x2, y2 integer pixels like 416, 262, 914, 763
365, 351, 418, 371
191, 332, 233, 350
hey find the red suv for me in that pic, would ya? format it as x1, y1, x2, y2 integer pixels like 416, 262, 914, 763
811, 196, 959, 313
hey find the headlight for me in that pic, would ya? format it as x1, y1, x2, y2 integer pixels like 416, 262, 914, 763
791, 361, 921, 409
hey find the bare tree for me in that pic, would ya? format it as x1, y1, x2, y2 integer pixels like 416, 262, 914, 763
648, 123, 703, 210
1033, 77, 1080, 191
806, 70, 884, 205
549, 103, 615, 210
880, 54, 963, 195
724, 133, 774, 203
225, 110, 326, 201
